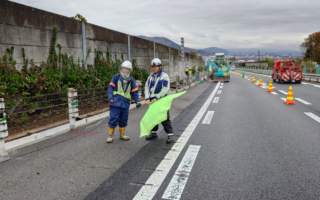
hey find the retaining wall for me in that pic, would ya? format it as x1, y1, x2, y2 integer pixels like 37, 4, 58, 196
0, 0, 204, 80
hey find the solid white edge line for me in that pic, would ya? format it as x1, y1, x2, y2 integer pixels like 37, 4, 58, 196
161, 145, 201, 199
295, 98, 311, 105
133, 82, 221, 200
202, 111, 215, 124
304, 112, 320, 123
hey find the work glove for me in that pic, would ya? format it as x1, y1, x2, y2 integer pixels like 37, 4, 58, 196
136, 102, 141, 109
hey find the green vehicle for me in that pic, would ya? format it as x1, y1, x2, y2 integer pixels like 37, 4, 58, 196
213, 53, 230, 82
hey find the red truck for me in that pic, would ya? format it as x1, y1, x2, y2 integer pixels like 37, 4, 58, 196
272, 60, 303, 84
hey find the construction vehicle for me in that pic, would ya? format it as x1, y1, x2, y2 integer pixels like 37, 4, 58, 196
272, 60, 303, 84
212, 53, 230, 82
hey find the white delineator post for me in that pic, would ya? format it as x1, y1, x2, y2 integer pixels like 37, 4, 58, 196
0, 98, 8, 156
68, 88, 79, 129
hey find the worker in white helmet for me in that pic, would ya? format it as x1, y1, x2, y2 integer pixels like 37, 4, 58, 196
144, 58, 174, 143
107, 61, 141, 143
185, 66, 189, 82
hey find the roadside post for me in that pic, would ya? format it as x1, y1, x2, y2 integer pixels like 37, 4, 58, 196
0, 98, 8, 156
68, 89, 79, 129
181, 37, 185, 88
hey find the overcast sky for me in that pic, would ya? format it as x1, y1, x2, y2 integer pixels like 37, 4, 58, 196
12, 0, 320, 51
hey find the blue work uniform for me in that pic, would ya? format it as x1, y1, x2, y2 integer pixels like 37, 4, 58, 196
108, 74, 139, 128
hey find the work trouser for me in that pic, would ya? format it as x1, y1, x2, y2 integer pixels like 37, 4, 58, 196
186, 74, 189, 82
108, 106, 129, 128
196, 72, 199, 81
151, 111, 173, 134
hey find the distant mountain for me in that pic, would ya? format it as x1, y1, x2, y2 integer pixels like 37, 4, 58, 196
137, 36, 228, 56
202, 47, 229, 54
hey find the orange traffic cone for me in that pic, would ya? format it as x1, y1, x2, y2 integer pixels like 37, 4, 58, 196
237, 72, 239, 76
258, 78, 262, 86
251, 75, 255, 83
267, 80, 274, 92
284, 86, 295, 105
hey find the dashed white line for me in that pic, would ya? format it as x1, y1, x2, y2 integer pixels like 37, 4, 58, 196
278, 90, 288, 95
202, 111, 215, 124
220, 86, 223, 88
162, 145, 201, 200
295, 98, 311, 105
271, 92, 278, 95
305, 112, 320, 124
212, 97, 219, 103
281, 98, 286, 101
217, 90, 222, 94
132, 82, 221, 200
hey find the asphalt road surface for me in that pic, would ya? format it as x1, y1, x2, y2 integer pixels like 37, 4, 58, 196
1, 73, 320, 200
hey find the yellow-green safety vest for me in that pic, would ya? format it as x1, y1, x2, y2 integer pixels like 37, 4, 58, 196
189, 70, 192, 75
113, 79, 132, 100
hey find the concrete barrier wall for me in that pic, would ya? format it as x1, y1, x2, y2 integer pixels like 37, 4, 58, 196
0, 0, 204, 81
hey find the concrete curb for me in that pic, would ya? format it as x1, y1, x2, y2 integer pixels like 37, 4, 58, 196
3, 82, 202, 152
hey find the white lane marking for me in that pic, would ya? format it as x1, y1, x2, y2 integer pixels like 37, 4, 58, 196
261, 86, 268, 89
202, 111, 215, 124
162, 145, 201, 200
133, 82, 221, 200
217, 90, 222, 94
314, 85, 320, 88
220, 86, 223, 89
301, 82, 308, 84
295, 98, 311, 105
221, 83, 224, 85
212, 97, 219, 103
305, 112, 320, 124
281, 98, 286, 101
271, 92, 278, 95
278, 90, 288, 95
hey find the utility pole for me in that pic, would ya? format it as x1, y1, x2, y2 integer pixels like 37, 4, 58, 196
258, 50, 260, 62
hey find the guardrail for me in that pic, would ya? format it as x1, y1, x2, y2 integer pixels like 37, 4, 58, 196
235, 68, 320, 83
0, 75, 207, 147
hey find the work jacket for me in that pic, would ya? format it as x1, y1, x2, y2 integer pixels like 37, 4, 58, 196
185, 68, 189, 75
144, 70, 170, 100
108, 74, 139, 109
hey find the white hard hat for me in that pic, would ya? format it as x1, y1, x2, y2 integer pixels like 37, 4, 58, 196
121, 61, 132, 70
186, 66, 189, 68
189, 67, 191, 69
151, 58, 162, 66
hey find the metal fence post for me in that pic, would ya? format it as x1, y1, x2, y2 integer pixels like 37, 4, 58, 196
168, 47, 170, 79
82, 21, 87, 70
0, 98, 8, 156
128, 35, 130, 61
176, 76, 180, 93
154, 41, 155, 58
68, 88, 79, 129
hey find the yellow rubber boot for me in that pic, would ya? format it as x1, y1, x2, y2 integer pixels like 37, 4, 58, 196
119, 127, 130, 140
107, 127, 115, 143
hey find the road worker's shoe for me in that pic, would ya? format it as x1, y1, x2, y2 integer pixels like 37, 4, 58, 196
146, 131, 158, 140
119, 127, 130, 140
107, 127, 115, 143
166, 134, 174, 143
